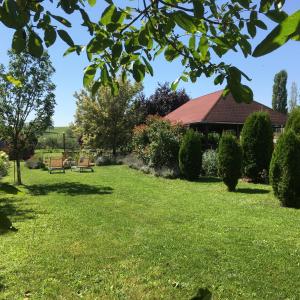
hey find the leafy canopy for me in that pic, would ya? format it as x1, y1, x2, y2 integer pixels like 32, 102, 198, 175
0, 0, 299, 102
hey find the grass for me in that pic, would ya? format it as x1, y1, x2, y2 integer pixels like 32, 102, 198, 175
1, 165, 300, 299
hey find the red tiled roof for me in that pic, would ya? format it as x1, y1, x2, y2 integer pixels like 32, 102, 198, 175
165, 90, 287, 126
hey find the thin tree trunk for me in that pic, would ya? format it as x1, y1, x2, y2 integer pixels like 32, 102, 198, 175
16, 156, 22, 185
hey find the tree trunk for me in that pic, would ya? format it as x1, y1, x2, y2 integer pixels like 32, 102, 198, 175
16, 156, 22, 185
112, 144, 116, 157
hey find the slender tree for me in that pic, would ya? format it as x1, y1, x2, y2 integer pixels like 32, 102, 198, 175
272, 70, 288, 113
0, 50, 56, 185
289, 81, 298, 112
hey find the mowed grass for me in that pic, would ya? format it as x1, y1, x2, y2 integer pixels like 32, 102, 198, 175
1, 165, 300, 299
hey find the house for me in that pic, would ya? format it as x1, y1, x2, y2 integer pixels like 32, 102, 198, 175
165, 90, 287, 136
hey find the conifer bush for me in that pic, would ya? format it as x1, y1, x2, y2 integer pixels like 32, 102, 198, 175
179, 129, 202, 180
218, 133, 242, 191
269, 130, 300, 208
240, 111, 273, 182
285, 107, 300, 134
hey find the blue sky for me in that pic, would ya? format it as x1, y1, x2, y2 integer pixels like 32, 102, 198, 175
0, 2, 299, 126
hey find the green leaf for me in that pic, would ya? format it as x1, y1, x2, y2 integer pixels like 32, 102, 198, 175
63, 46, 78, 56
48, 12, 72, 27
138, 29, 150, 47
101, 4, 117, 25
172, 11, 196, 33
189, 35, 196, 50
44, 26, 57, 48
247, 22, 256, 38
199, 35, 209, 59
83, 64, 97, 87
88, 0, 96, 7
266, 10, 288, 23
236, 0, 249, 8
92, 81, 101, 96
142, 56, 153, 76
255, 20, 267, 30
57, 29, 74, 47
12, 29, 26, 53
28, 30, 43, 58
112, 42, 123, 59
192, 0, 204, 18
259, 0, 273, 13
132, 60, 145, 82
171, 78, 180, 90
253, 10, 300, 57
164, 45, 178, 61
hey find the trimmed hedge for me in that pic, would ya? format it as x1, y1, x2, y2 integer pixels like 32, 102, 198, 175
179, 129, 202, 180
218, 133, 242, 191
240, 111, 273, 182
285, 107, 300, 134
270, 130, 300, 208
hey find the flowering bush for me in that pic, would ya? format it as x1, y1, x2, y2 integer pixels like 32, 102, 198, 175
0, 151, 9, 178
132, 116, 185, 170
202, 149, 218, 177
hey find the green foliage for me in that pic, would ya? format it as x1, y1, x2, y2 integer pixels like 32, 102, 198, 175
132, 116, 185, 170
272, 70, 288, 113
74, 78, 143, 155
240, 111, 273, 182
179, 129, 202, 180
0, 151, 9, 178
285, 107, 300, 134
0, 50, 55, 184
218, 133, 242, 191
202, 149, 218, 177
270, 130, 300, 208
24, 154, 44, 169
0, 1, 297, 102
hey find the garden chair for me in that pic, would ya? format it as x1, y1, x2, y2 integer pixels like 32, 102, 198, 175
72, 157, 94, 173
48, 157, 65, 174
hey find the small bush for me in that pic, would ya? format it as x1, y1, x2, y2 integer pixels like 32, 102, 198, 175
0, 151, 9, 178
240, 111, 273, 182
132, 116, 185, 171
285, 107, 300, 134
25, 155, 44, 169
218, 133, 242, 191
202, 149, 218, 177
179, 129, 202, 180
270, 130, 300, 208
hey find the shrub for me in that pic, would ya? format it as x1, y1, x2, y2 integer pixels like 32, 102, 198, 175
240, 111, 273, 182
132, 116, 185, 170
269, 130, 300, 208
218, 133, 242, 191
207, 132, 220, 149
0, 151, 9, 178
285, 107, 300, 134
202, 149, 218, 177
179, 129, 202, 180
25, 155, 44, 169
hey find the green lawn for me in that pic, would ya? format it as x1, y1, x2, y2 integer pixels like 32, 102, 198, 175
1, 165, 300, 299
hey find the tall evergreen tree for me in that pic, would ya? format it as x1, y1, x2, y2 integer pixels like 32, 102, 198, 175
272, 70, 288, 114
289, 82, 298, 112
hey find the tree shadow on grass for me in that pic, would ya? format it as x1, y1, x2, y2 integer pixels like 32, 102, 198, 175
235, 188, 270, 194
25, 182, 113, 196
0, 183, 20, 195
0, 197, 36, 235
194, 177, 222, 183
